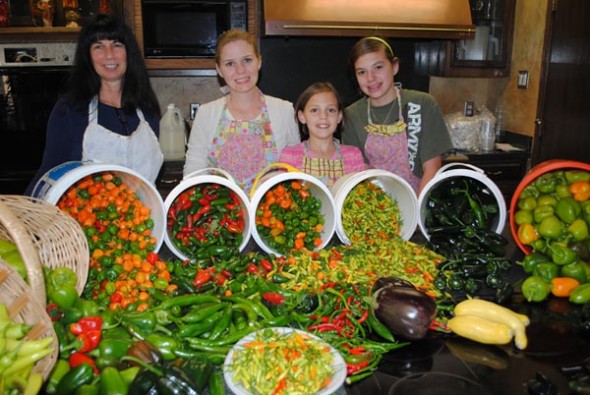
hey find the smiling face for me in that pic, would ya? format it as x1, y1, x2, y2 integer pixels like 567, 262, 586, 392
298, 91, 343, 141
90, 39, 127, 84
216, 39, 262, 94
353, 47, 399, 106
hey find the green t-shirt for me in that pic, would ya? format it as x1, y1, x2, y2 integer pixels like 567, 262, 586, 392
343, 90, 452, 179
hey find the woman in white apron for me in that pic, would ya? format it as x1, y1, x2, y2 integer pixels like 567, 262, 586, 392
27, 14, 162, 194
342, 37, 452, 195
184, 30, 300, 194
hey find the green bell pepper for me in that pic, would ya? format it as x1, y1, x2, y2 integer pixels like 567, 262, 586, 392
534, 205, 555, 223
75, 384, 99, 395
520, 184, 540, 199
145, 333, 180, 361
548, 242, 578, 265
100, 366, 128, 395
561, 261, 587, 284
93, 336, 133, 369
539, 195, 559, 207
56, 363, 95, 395
172, 356, 213, 393
581, 201, 590, 223
518, 196, 538, 211
568, 219, 589, 241
534, 262, 560, 282
514, 209, 533, 225
538, 216, 565, 239
530, 239, 548, 253
522, 275, 551, 302
569, 283, 590, 304
556, 183, 572, 198
556, 197, 581, 224
49, 284, 80, 309
119, 310, 157, 335
74, 299, 100, 318
46, 359, 71, 394
565, 170, 590, 183
519, 252, 552, 274
535, 173, 557, 194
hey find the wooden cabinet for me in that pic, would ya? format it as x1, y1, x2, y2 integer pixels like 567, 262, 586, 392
415, 0, 516, 78
123, 0, 259, 70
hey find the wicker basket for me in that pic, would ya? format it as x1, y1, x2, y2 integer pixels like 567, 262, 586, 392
0, 259, 59, 380
0, 195, 89, 306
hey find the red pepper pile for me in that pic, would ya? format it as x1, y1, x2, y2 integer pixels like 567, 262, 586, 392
167, 183, 245, 259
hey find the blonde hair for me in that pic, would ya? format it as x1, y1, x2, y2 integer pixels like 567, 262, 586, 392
215, 29, 260, 65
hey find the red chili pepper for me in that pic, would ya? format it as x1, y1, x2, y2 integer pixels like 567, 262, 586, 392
214, 272, 228, 286
70, 316, 103, 335
69, 352, 99, 374
357, 308, 370, 324
76, 330, 102, 353
319, 282, 337, 290
245, 263, 260, 274
308, 323, 343, 334
146, 251, 159, 264
110, 291, 123, 304
46, 304, 63, 322
194, 268, 213, 287
346, 360, 370, 375
260, 259, 273, 272
262, 292, 285, 305
348, 346, 367, 355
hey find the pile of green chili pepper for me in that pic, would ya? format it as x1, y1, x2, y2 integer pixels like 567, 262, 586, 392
341, 180, 402, 243
167, 183, 245, 260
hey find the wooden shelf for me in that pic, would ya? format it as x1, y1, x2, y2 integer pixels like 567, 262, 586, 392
0, 27, 81, 42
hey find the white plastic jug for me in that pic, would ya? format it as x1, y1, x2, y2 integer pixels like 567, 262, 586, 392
159, 104, 186, 161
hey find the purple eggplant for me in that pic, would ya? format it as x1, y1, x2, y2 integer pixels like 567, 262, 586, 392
372, 285, 438, 341
372, 276, 415, 292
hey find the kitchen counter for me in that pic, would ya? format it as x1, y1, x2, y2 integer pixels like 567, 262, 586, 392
345, 227, 590, 395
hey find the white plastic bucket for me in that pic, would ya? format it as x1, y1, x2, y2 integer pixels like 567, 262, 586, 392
163, 168, 252, 260
249, 164, 336, 256
31, 161, 166, 251
331, 169, 419, 244
417, 162, 506, 240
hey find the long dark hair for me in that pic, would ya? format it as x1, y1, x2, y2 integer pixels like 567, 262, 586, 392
66, 14, 160, 116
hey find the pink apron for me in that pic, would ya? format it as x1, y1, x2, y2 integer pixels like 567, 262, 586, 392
301, 139, 345, 187
210, 96, 277, 193
364, 88, 421, 192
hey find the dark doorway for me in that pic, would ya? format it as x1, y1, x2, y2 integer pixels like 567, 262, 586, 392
533, 0, 590, 164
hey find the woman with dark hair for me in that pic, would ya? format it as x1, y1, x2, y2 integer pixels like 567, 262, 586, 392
342, 36, 451, 195
26, 13, 162, 193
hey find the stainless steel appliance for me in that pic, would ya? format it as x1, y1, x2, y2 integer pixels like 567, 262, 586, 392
0, 42, 76, 194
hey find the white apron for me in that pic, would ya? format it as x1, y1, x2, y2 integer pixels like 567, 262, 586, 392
82, 97, 164, 183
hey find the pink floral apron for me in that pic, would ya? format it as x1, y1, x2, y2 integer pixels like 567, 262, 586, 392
364, 88, 421, 192
210, 96, 277, 193
302, 139, 344, 187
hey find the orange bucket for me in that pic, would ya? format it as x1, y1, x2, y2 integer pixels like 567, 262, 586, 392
509, 159, 590, 254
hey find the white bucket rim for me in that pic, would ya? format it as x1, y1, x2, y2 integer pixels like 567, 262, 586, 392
417, 165, 507, 240
31, 161, 166, 251
250, 172, 336, 257
331, 169, 418, 244
163, 171, 253, 260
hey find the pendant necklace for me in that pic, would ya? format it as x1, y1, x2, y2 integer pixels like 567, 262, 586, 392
365, 84, 407, 136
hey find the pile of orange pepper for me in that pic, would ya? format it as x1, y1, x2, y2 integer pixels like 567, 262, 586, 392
57, 172, 176, 311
